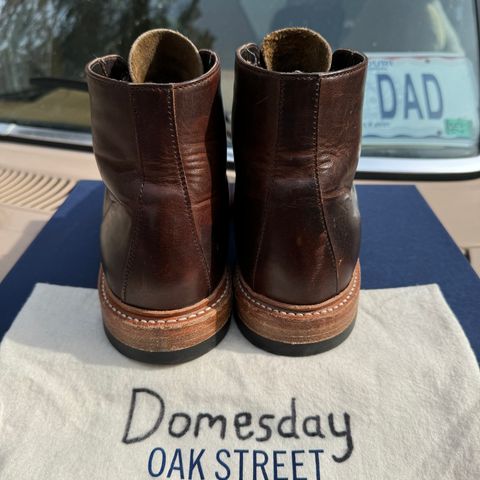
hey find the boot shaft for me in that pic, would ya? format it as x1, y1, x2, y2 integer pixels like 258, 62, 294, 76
233, 31, 367, 304
86, 48, 228, 310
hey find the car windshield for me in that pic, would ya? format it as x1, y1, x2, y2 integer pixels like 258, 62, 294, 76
0, 0, 478, 159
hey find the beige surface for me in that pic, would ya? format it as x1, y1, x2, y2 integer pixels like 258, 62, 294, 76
0, 141, 99, 180
469, 247, 480, 276
0, 141, 479, 281
417, 180, 480, 249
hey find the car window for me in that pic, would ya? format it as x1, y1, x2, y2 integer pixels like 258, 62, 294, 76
0, 0, 478, 161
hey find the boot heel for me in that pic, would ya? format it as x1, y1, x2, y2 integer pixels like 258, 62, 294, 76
99, 268, 232, 364
234, 263, 360, 356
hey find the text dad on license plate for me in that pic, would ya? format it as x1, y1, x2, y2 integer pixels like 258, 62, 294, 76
362, 53, 479, 143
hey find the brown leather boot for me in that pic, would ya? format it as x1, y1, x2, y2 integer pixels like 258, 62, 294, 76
233, 28, 367, 356
86, 30, 231, 364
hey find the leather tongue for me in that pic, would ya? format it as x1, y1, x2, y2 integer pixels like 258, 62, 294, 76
261, 27, 332, 73
128, 29, 203, 83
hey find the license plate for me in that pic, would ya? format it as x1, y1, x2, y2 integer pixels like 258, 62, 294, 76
362, 53, 479, 148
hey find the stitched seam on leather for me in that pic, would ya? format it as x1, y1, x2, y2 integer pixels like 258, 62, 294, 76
121, 90, 145, 301
237, 59, 318, 80
89, 75, 216, 90
313, 79, 338, 292
173, 64, 220, 91
251, 78, 283, 289
88, 57, 219, 90
168, 88, 212, 292
236, 54, 366, 80
236, 270, 358, 317
101, 273, 230, 324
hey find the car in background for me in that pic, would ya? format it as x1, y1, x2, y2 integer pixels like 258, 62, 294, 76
0, 0, 479, 278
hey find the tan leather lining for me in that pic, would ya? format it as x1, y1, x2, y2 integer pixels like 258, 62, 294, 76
128, 29, 203, 83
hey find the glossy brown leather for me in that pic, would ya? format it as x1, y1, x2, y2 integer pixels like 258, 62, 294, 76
233, 46, 367, 305
86, 51, 228, 310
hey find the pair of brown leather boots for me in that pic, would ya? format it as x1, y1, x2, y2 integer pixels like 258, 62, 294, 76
86, 27, 367, 364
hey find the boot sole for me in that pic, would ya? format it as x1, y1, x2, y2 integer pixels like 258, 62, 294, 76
234, 262, 360, 356
99, 267, 232, 364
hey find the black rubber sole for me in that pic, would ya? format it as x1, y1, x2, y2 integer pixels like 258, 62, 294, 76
104, 319, 231, 365
236, 315, 356, 356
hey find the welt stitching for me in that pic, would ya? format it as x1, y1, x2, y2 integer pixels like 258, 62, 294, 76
168, 88, 212, 292
102, 273, 230, 324
313, 79, 338, 292
251, 78, 283, 288
121, 90, 145, 301
236, 270, 358, 317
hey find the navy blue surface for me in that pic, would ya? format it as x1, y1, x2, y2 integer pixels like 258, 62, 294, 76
1, 181, 479, 361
